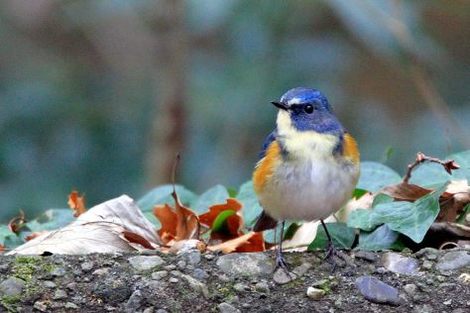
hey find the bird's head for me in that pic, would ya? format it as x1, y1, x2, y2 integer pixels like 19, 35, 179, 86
272, 87, 343, 135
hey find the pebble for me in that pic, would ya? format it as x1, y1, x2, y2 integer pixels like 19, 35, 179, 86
164, 265, 176, 271
218, 302, 241, 313
233, 283, 249, 292
422, 260, 433, 270
436, 251, 470, 272
306, 287, 326, 300
151, 271, 168, 280
216, 253, 274, 277
92, 268, 110, 276
292, 262, 313, 277
53, 289, 68, 300
181, 274, 209, 298
192, 268, 209, 281
204, 253, 215, 260
66, 282, 77, 291
354, 251, 378, 263
0, 277, 25, 297
169, 277, 179, 283
33, 301, 48, 312
273, 268, 296, 285
382, 252, 419, 275
404, 284, 417, 296
81, 261, 94, 272
43, 280, 57, 289
255, 281, 270, 293
129, 256, 165, 271
355, 276, 400, 306
415, 247, 440, 260
65, 302, 79, 309
125, 290, 143, 313
51, 267, 66, 277
178, 250, 201, 266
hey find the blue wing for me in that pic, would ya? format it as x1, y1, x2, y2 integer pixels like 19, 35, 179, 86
258, 130, 277, 160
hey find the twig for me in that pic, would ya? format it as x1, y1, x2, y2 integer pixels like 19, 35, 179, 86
403, 152, 460, 183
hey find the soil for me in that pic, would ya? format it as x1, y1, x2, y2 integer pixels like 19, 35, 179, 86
0, 249, 469, 313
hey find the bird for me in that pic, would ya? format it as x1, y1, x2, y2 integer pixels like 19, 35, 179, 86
252, 87, 360, 269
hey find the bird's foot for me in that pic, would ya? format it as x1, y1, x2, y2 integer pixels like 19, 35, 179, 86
324, 240, 339, 272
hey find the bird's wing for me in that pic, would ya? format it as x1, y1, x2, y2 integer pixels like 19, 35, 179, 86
258, 130, 277, 160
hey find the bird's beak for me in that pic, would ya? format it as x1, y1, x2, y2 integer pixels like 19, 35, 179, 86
271, 101, 289, 111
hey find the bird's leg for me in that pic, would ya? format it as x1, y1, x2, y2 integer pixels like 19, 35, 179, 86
321, 220, 338, 270
275, 220, 289, 272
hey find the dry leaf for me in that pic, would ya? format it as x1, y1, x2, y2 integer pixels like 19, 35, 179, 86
207, 231, 265, 253
7, 195, 159, 255
25, 231, 50, 242
8, 210, 26, 234
154, 190, 199, 245
382, 182, 432, 201
0, 245, 4, 253
68, 190, 87, 217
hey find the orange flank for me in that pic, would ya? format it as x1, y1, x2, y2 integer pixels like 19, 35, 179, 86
253, 140, 282, 193
343, 133, 360, 164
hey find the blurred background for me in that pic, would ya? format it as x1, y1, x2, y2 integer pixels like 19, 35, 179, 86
1, 0, 469, 222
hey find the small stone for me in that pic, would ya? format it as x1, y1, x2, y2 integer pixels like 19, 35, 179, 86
151, 271, 168, 280
164, 265, 176, 271
458, 273, 470, 284
374, 267, 387, 274
81, 261, 94, 272
34, 301, 48, 312
181, 274, 209, 298
156, 309, 168, 313
170, 270, 182, 277
192, 268, 209, 281
273, 268, 296, 285
216, 253, 274, 277
92, 268, 110, 276
355, 276, 400, 306
204, 254, 215, 260
414, 304, 433, 313
444, 299, 452, 305
354, 251, 378, 262
65, 302, 79, 309
43, 280, 57, 289
306, 287, 326, 300
422, 260, 433, 270
66, 282, 77, 291
233, 283, 249, 292
53, 289, 68, 300
404, 284, 417, 296
292, 262, 313, 277
311, 279, 329, 289
382, 252, 419, 275
218, 302, 241, 313
254, 281, 270, 293
178, 250, 201, 266
436, 275, 446, 282
436, 251, 470, 272
0, 277, 25, 297
169, 277, 179, 283
143, 307, 154, 313
51, 267, 66, 277
129, 256, 165, 271
415, 247, 440, 260
176, 260, 186, 269
126, 290, 143, 313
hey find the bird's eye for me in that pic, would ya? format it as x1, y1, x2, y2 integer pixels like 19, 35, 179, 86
304, 105, 314, 114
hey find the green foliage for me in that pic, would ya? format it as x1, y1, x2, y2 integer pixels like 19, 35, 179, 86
308, 223, 356, 250
357, 162, 401, 192
357, 224, 400, 251
26, 209, 74, 232
236, 181, 263, 227
212, 210, 237, 232
348, 183, 447, 243
191, 185, 229, 214
137, 185, 197, 213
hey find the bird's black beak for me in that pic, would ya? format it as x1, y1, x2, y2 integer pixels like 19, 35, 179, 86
271, 101, 289, 111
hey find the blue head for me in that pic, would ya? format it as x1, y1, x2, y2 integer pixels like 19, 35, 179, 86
272, 87, 343, 135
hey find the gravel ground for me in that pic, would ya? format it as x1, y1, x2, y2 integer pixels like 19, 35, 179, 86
0, 248, 469, 313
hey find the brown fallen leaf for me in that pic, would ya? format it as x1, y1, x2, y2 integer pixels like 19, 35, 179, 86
68, 190, 87, 217
199, 198, 243, 241
8, 210, 26, 234
154, 190, 199, 245
207, 231, 265, 253
0, 245, 4, 253
382, 182, 432, 201
121, 231, 155, 250
25, 231, 50, 242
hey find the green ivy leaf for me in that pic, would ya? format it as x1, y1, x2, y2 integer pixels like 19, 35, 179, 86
353, 188, 368, 199
0, 225, 14, 247
456, 203, 470, 224
357, 162, 401, 192
237, 181, 263, 227
357, 224, 399, 251
348, 209, 378, 232
308, 223, 356, 250
263, 221, 293, 244
137, 185, 196, 212
408, 163, 451, 188
371, 193, 394, 206
26, 209, 75, 232
212, 210, 237, 232
192, 185, 229, 214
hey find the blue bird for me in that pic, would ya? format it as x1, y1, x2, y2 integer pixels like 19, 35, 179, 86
252, 87, 360, 269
